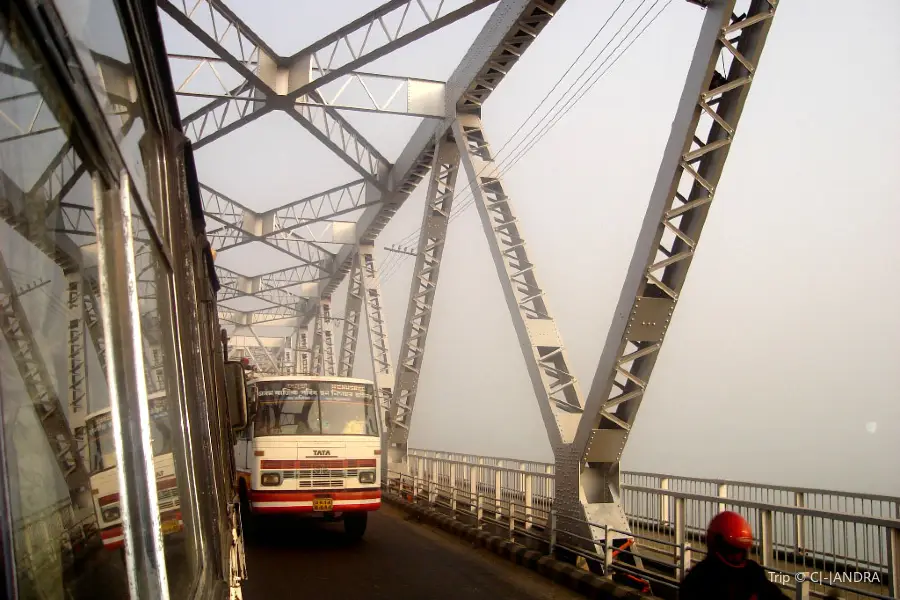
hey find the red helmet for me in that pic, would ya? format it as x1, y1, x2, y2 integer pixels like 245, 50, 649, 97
707, 511, 753, 568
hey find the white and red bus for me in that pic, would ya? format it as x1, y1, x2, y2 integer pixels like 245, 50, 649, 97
86, 392, 184, 550
234, 375, 381, 538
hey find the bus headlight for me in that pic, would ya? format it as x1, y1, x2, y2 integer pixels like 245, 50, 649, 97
358, 471, 376, 484
102, 506, 120, 522
260, 473, 281, 486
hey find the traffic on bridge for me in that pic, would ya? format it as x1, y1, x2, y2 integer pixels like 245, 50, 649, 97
0, 0, 896, 599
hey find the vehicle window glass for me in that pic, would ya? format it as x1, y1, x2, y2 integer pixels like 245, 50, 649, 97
0, 14, 129, 598
52, 0, 155, 230
129, 202, 196, 596
252, 381, 378, 436
319, 382, 378, 436
255, 382, 320, 436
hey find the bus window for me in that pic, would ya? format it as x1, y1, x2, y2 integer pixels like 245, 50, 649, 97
319, 383, 378, 437
252, 381, 378, 436
255, 384, 320, 436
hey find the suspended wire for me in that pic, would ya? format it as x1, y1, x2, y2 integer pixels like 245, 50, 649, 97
499, 0, 670, 175
386, 0, 664, 258
388, 0, 640, 252
370, 1, 629, 287
429, 0, 668, 249
377, 0, 672, 287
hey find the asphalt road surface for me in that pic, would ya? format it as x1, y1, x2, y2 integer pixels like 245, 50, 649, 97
242, 503, 583, 600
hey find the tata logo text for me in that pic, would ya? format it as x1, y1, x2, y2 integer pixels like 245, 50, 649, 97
312, 450, 331, 456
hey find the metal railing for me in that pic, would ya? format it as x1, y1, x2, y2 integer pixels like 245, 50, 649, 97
404, 448, 900, 599
11, 498, 99, 598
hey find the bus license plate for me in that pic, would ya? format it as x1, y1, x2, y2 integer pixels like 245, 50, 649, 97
313, 497, 333, 512
161, 520, 181, 535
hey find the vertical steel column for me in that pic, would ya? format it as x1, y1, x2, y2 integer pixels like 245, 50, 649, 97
337, 257, 363, 377
319, 296, 336, 376
389, 133, 461, 468
311, 309, 323, 375
297, 330, 310, 375
357, 242, 394, 435
65, 272, 89, 464
93, 172, 169, 599
572, 0, 780, 549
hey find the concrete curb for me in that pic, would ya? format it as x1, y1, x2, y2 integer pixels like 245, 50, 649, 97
383, 492, 655, 599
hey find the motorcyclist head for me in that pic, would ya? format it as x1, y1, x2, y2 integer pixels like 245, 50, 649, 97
707, 511, 753, 568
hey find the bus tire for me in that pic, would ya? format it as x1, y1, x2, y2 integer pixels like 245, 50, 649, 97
238, 479, 250, 521
238, 481, 253, 531
343, 512, 367, 539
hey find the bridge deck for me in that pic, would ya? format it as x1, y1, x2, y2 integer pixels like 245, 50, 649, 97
242, 504, 584, 600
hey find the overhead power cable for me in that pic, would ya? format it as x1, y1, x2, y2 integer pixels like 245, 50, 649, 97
376, 0, 673, 288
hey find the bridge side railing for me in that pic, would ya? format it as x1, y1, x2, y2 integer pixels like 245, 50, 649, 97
11, 498, 99, 596
404, 448, 900, 599
407, 449, 899, 521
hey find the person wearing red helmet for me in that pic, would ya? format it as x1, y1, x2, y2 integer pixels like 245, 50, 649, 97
680, 511, 790, 600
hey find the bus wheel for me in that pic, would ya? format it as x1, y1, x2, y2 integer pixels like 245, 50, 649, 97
343, 513, 367, 539
239, 482, 251, 516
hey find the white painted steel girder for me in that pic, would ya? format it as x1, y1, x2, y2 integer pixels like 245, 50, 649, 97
357, 243, 395, 435
337, 257, 364, 377
453, 115, 585, 450
301, 0, 569, 327
316, 297, 337, 376
296, 330, 311, 375
389, 133, 461, 463
569, 0, 780, 551
0, 253, 92, 507
65, 271, 89, 464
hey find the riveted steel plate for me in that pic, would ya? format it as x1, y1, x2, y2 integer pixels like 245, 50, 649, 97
625, 296, 674, 342
525, 319, 561, 347
392, 427, 410, 444
332, 222, 357, 244
424, 217, 448, 240
398, 371, 418, 390
584, 429, 628, 463
408, 80, 446, 118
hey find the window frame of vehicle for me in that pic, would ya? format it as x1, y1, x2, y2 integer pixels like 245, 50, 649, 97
1, 1, 231, 599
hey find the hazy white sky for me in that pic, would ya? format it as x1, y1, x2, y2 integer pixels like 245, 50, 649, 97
162, 0, 900, 496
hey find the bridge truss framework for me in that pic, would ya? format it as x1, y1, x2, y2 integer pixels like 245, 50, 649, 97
159, 0, 780, 561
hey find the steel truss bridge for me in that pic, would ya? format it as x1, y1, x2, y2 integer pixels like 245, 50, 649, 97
149, 0, 899, 596
2, 0, 898, 598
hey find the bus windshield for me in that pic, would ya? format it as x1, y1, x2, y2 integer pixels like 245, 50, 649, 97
86, 397, 175, 474
253, 380, 378, 437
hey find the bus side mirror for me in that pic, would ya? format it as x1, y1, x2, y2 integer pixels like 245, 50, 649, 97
224, 360, 248, 431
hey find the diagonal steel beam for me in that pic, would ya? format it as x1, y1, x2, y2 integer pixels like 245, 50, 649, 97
356, 243, 394, 436
337, 257, 363, 377
283, 0, 500, 100
264, 179, 372, 237
160, 0, 391, 182
389, 132, 460, 463
300, 0, 569, 328
199, 183, 334, 270
562, 0, 781, 562
454, 115, 583, 447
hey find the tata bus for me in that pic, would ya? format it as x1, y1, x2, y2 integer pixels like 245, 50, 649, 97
85, 393, 184, 551
235, 376, 382, 538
